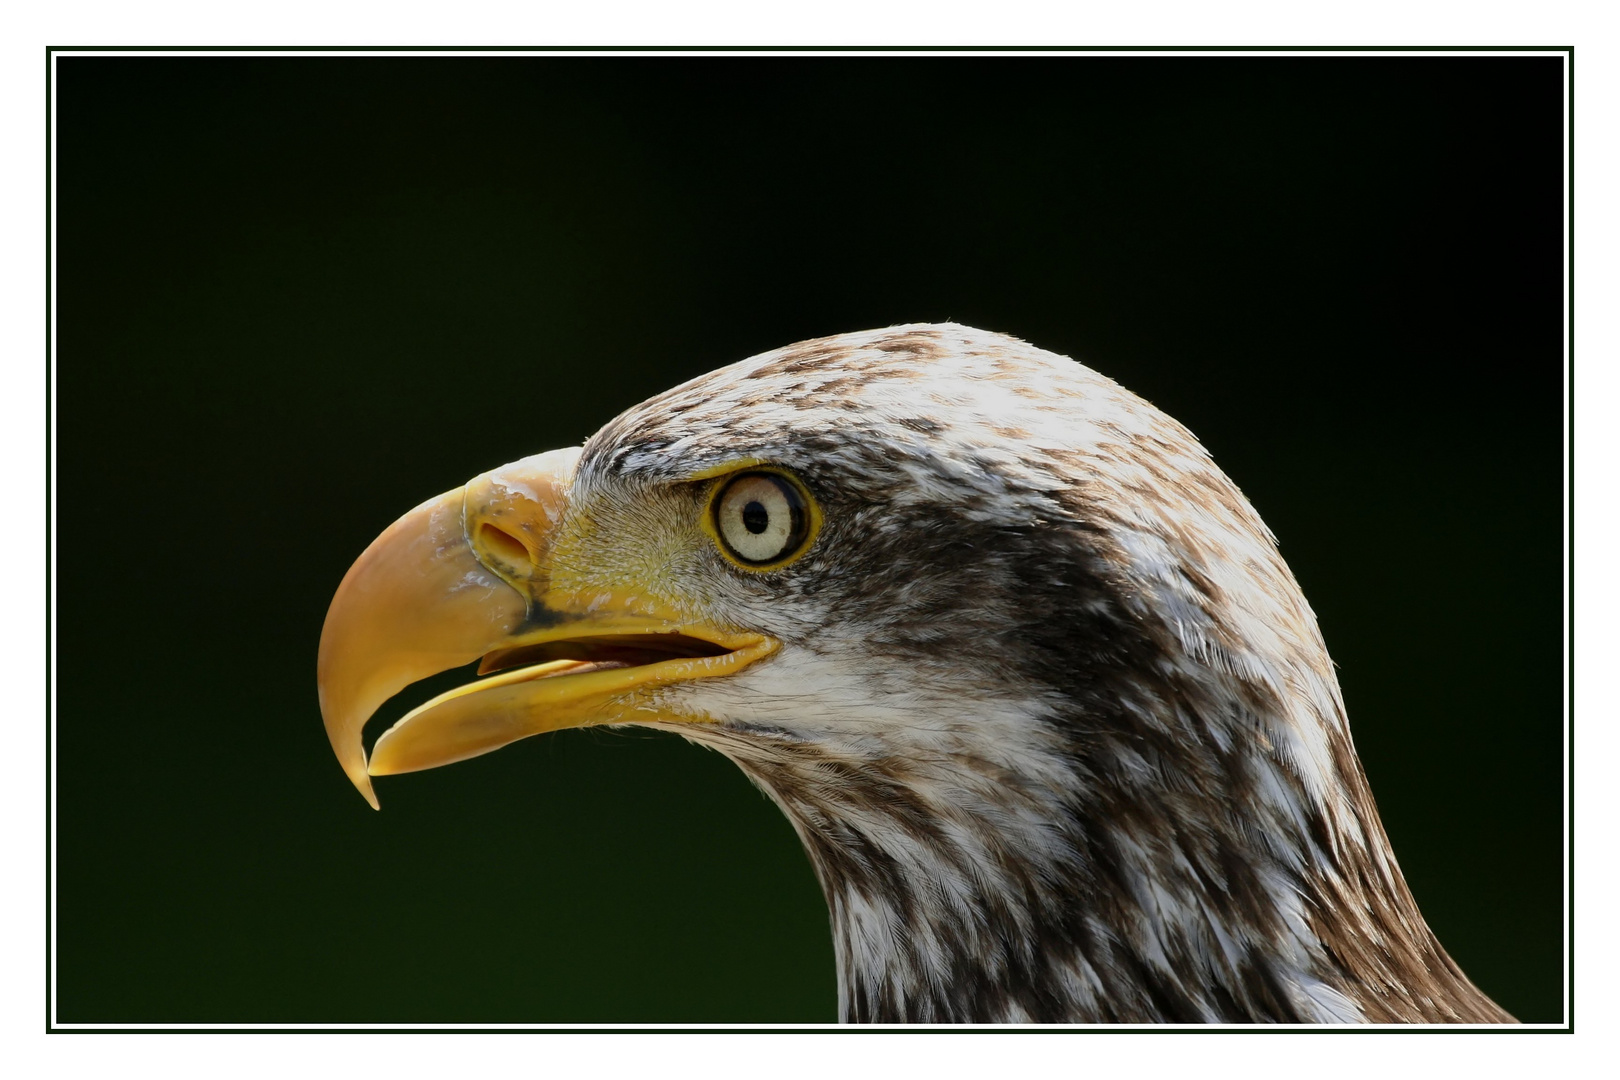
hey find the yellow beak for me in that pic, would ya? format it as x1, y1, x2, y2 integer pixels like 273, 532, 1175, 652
316, 447, 776, 809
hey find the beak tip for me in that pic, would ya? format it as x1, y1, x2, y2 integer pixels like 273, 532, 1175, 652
344, 760, 382, 810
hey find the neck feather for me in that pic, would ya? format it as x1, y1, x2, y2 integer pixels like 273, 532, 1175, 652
694, 672, 1510, 1024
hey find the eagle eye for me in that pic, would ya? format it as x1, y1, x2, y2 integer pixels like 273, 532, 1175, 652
710, 471, 815, 568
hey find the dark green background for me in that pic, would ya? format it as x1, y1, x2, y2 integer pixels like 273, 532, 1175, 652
55, 56, 1564, 1024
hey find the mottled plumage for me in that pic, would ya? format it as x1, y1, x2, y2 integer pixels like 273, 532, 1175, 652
322, 322, 1512, 1025
564, 324, 1511, 1023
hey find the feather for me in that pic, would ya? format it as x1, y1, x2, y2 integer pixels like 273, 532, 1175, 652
586, 324, 1513, 1023
325, 322, 1514, 1024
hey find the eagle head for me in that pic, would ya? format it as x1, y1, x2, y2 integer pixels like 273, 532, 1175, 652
317, 324, 1511, 1024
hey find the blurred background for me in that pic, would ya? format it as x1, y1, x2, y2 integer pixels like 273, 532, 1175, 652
54, 55, 1563, 1024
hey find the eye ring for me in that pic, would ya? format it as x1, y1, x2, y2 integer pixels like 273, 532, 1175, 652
706, 469, 819, 570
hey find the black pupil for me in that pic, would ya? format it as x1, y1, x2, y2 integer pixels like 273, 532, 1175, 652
741, 500, 770, 534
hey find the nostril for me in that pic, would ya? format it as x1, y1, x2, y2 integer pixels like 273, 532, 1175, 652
478, 522, 531, 569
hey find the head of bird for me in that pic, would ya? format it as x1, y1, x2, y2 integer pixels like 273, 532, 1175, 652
317, 323, 1509, 1024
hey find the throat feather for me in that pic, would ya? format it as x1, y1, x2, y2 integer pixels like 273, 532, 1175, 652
675, 676, 1504, 1023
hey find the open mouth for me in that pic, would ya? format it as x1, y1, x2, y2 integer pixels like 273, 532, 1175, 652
361, 624, 779, 782
476, 632, 734, 679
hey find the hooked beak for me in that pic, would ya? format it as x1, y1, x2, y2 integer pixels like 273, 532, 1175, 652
316, 447, 776, 809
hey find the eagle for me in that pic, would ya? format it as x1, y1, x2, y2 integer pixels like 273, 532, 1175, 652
317, 323, 1513, 1024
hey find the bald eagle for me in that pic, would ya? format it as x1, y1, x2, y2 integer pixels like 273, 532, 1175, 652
318, 324, 1512, 1024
